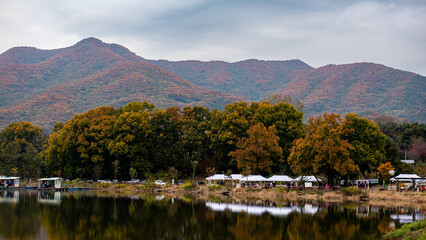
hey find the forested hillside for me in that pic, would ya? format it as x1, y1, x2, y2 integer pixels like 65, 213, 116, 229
0, 38, 424, 132
150, 59, 313, 101
0, 38, 242, 130
272, 63, 426, 122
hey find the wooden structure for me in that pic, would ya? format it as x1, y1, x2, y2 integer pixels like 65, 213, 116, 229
38, 177, 63, 190
0, 176, 20, 188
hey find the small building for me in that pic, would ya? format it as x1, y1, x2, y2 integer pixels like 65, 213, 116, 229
0, 190, 19, 203
38, 177, 62, 189
0, 176, 20, 187
38, 191, 61, 205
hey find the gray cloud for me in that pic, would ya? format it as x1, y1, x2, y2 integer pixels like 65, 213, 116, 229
0, 0, 425, 75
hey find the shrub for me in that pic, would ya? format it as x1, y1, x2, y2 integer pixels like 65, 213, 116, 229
340, 187, 359, 196
208, 185, 221, 191
182, 182, 195, 190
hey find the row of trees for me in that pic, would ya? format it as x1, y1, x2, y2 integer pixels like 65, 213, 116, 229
0, 100, 424, 184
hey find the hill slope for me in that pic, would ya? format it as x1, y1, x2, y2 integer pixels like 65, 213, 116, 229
0, 38, 242, 130
149, 59, 313, 101
272, 63, 425, 122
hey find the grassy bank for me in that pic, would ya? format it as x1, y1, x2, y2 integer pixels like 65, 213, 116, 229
93, 183, 426, 207
382, 219, 426, 240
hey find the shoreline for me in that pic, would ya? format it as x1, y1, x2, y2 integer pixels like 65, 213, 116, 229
96, 184, 426, 208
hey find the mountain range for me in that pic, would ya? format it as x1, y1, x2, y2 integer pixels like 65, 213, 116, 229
0, 38, 424, 130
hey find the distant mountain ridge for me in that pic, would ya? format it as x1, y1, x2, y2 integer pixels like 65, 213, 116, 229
0, 38, 242, 130
273, 63, 425, 122
0, 38, 424, 131
149, 59, 425, 123
150, 59, 313, 101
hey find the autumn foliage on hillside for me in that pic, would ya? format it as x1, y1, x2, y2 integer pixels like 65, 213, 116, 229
0, 38, 424, 132
274, 63, 425, 122
0, 38, 242, 130
150, 59, 313, 101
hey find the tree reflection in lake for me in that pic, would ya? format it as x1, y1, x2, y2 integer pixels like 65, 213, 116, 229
0, 191, 41, 240
0, 191, 425, 240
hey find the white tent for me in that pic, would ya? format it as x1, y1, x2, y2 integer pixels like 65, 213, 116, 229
206, 174, 228, 181
295, 176, 322, 182
206, 174, 245, 185
230, 174, 244, 180
239, 175, 268, 182
268, 175, 294, 182
394, 174, 421, 179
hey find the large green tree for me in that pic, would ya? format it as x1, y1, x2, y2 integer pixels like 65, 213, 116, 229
108, 109, 152, 179
0, 121, 45, 178
44, 106, 116, 179
209, 102, 258, 171
254, 101, 304, 173
342, 113, 387, 177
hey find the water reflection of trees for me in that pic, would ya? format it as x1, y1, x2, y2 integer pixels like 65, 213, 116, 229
0, 191, 41, 240
0, 193, 423, 240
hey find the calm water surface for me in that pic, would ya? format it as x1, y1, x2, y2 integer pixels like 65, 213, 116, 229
0, 190, 425, 240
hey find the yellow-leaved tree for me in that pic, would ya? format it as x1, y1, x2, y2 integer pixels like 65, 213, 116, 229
289, 113, 359, 185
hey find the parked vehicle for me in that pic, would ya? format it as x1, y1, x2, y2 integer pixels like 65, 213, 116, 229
98, 179, 112, 183
177, 180, 184, 185
155, 180, 166, 185
127, 179, 140, 184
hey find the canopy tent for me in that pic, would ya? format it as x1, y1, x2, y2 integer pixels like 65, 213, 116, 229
239, 175, 268, 182
295, 176, 322, 182
206, 174, 244, 185
394, 174, 421, 180
206, 174, 228, 181
267, 175, 294, 182
230, 174, 244, 180
391, 174, 425, 191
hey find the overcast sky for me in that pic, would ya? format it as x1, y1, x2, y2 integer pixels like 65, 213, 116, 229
1, 0, 425, 75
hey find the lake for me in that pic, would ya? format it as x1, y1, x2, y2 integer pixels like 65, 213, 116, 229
0, 190, 424, 240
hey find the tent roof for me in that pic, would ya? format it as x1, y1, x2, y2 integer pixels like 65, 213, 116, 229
240, 175, 268, 182
0, 176, 20, 180
268, 175, 294, 182
206, 174, 245, 181
394, 174, 421, 179
206, 174, 227, 181
295, 176, 322, 182
230, 174, 244, 180
38, 177, 62, 181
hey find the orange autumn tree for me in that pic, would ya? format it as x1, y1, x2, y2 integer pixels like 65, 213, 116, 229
377, 162, 394, 182
289, 113, 359, 185
230, 123, 282, 175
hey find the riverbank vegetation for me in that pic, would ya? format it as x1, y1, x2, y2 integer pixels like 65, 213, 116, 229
0, 100, 424, 186
382, 219, 426, 240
